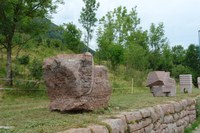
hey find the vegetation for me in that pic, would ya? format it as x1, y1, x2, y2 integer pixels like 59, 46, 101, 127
79, 0, 99, 51
0, 0, 63, 86
96, 6, 200, 86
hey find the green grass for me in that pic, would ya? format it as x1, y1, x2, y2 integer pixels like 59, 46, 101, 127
1, 88, 200, 133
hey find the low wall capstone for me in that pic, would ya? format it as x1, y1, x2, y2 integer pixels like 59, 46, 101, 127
58, 98, 196, 133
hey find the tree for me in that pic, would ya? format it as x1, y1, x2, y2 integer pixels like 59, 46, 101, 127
171, 45, 186, 65
108, 43, 124, 71
185, 44, 200, 86
62, 23, 82, 53
148, 23, 168, 70
79, 0, 99, 51
148, 23, 167, 52
97, 6, 147, 71
0, 0, 63, 86
158, 44, 173, 71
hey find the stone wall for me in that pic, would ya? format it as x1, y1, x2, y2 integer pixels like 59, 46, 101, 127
59, 99, 196, 133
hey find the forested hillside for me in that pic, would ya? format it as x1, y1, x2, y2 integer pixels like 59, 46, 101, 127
0, 0, 200, 89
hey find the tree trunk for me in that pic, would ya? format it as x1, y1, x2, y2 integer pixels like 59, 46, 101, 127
6, 44, 12, 86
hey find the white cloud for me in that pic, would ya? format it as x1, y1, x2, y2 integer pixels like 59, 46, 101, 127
52, 0, 200, 50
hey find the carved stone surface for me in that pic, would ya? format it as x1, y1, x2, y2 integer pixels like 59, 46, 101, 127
198, 77, 200, 89
146, 71, 176, 97
179, 74, 192, 93
43, 53, 111, 111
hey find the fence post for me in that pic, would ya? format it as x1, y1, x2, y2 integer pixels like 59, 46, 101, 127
131, 78, 133, 94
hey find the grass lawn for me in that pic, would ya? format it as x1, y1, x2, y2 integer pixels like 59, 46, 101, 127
0, 88, 200, 133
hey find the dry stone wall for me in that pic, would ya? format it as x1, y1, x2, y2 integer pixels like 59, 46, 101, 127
59, 99, 196, 133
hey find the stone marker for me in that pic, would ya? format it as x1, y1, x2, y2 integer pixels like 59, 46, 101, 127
198, 77, 200, 89
179, 74, 192, 93
146, 71, 176, 97
43, 53, 112, 111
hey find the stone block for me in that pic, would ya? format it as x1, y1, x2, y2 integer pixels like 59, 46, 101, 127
123, 111, 142, 124
128, 118, 151, 132
144, 124, 153, 133
43, 53, 112, 111
176, 119, 184, 127
179, 74, 193, 93
146, 71, 176, 97
148, 107, 159, 123
153, 121, 161, 131
140, 109, 151, 118
188, 105, 195, 111
187, 99, 195, 106
154, 105, 164, 121
58, 128, 91, 133
102, 119, 126, 133
176, 126, 184, 133
160, 104, 175, 115
88, 125, 109, 133
189, 115, 196, 123
173, 113, 179, 121
171, 102, 183, 113
163, 115, 174, 124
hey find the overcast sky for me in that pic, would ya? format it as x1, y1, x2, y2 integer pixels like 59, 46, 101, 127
52, 0, 200, 50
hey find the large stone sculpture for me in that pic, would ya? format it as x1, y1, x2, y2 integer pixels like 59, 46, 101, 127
179, 74, 193, 93
146, 71, 176, 97
43, 53, 112, 111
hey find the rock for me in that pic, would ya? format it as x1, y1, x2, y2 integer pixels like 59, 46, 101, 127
145, 123, 154, 133
172, 102, 183, 113
179, 74, 193, 93
102, 119, 126, 133
148, 107, 159, 123
122, 111, 142, 124
140, 109, 151, 118
160, 104, 175, 115
43, 53, 111, 111
163, 115, 174, 124
57, 128, 91, 133
146, 71, 176, 97
88, 125, 109, 133
128, 118, 151, 132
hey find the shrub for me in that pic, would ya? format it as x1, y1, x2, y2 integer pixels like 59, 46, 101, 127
29, 59, 43, 80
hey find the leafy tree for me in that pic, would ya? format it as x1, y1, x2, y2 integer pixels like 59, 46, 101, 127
0, 0, 63, 86
149, 23, 167, 52
158, 44, 173, 71
125, 44, 148, 71
29, 59, 43, 80
171, 45, 186, 65
171, 65, 191, 79
108, 43, 124, 71
185, 44, 200, 86
185, 44, 200, 71
148, 23, 168, 70
97, 6, 148, 71
97, 11, 115, 62
79, 0, 99, 51
62, 23, 83, 53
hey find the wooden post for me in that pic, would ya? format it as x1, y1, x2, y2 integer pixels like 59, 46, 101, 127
131, 78, 133, 94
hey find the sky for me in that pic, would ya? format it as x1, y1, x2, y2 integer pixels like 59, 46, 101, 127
52, 0, 200, 50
